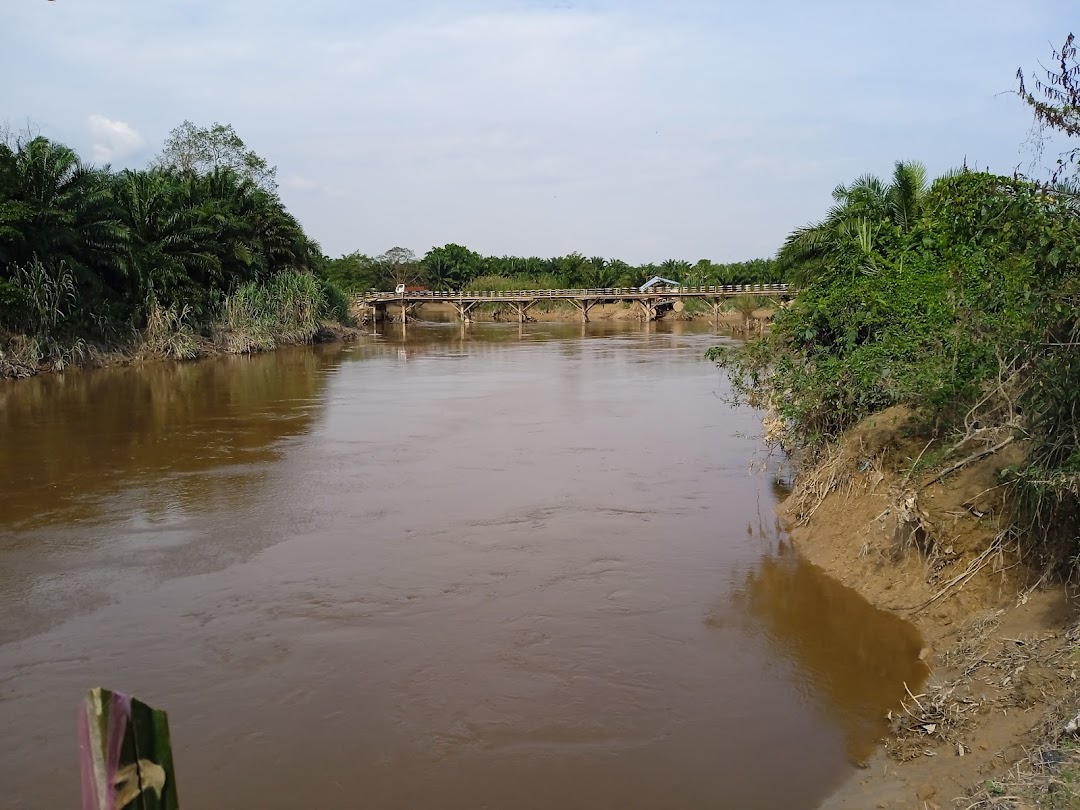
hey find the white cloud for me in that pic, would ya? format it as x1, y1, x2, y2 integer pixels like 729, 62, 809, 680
87, 114, 145, 163
3, 1, 1062, 260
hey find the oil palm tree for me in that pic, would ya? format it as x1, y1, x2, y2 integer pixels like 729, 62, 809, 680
584, 256, 618, 288
114, 169, 221, 318
660, 259, 692, 281
779, 160, 928, 283
2, 137, 125, 280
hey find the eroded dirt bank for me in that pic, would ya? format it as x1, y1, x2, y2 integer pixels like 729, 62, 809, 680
792, 408, 1080, 809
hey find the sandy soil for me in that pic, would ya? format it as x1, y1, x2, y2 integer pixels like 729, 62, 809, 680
783, 408, 1080, 809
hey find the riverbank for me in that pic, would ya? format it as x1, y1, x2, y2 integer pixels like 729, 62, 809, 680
787, 407, 1080, 809
0, 321, 360, 381
1, 300, 770, 381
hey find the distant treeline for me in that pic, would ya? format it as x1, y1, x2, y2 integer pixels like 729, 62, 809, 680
319, 246, 779, 295
0, 119, 777, 375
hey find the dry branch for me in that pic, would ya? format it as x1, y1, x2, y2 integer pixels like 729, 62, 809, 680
921, 436, 1016, 489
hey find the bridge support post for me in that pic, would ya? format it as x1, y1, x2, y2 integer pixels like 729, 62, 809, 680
569, 298, 595, 323
453, 301, 481, 323
636, 299, 658, 322
510, 300, 538, 323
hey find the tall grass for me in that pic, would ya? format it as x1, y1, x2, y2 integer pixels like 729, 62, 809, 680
9, 258, 76, 336
215, 271, 328, 354
2, 265, 353, 378
317, 276, 354, 326
0, 258, 89, 372
141, 298, 201, 360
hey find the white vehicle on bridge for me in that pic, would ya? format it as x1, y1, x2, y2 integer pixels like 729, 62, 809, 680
638, 276, 681, 292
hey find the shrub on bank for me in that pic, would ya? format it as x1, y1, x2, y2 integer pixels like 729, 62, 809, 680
214, 271, 337, 354
463, 274, 564, 292
0, 269, 351, 376
710, 170, 1080, 571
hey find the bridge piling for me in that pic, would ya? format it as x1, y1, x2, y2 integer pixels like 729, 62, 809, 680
354, 284, 792, 325
509, 300, 537, 323
568, 298, 596, 323
452, 300, 483, 323
636, 299, 657, 322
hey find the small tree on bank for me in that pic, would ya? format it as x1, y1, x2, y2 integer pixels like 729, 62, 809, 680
1018, 33, 1080, 183
152, 121, 277, 192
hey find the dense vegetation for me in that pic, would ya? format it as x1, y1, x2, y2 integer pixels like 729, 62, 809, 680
317, 246, 777, 300
0, 119, 779, 377
709, 34, 1080, 571
319, 245, 778, 296
0, 122, 341, 376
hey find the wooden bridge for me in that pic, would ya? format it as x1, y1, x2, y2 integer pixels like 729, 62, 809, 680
356, 283, 792, 323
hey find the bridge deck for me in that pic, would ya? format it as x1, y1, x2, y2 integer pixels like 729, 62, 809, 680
355, 284, 791, 323
358, 283, 789, 305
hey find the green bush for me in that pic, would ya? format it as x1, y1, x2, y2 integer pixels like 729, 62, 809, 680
215, 271, 327, 353
0, 278, 29, 332
710, 169, 1080, 570
317, 276, 353, 325
464, 274, 563, 291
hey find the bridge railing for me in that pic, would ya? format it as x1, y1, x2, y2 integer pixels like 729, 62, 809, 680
357, 284, 791, 301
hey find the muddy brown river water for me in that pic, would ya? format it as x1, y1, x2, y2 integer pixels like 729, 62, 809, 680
0, 321, 926, 809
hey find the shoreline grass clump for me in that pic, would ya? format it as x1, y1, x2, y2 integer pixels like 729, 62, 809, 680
140, 298, 200, 360
215, 272, 329, 354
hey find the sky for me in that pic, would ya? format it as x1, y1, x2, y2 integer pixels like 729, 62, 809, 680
2, 1, 1075, 262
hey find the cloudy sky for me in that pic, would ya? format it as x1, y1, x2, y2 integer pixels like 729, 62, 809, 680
3, 1, 1073, 262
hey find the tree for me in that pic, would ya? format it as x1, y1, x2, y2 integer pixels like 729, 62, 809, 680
319, 252, 379, 294
420, 244, 484, 288
114, 169, 219, 317
0, 130, 337, 368
377, 246, 420, 287
152, 121, 277, 191
778, 161, 928, 283
547, 253, 588, 287
606, 258, 632, 287
1018, 33, 1080, 183
583, 256, 618, 287
687, 259, 715, 286
107, 167, 322, 321
0, 136, 126, 298
660, 258, 692, 281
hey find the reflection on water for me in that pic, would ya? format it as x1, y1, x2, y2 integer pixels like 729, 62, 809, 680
0, 321, 924, 810
0, 348, 341, 530
731, 534, 927, 765
0, 348, 341, 642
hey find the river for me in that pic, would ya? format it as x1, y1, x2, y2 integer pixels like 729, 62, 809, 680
0, 321, 925, 809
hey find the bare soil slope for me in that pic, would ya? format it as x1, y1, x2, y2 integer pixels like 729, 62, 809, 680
788, 408, 1080, 809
